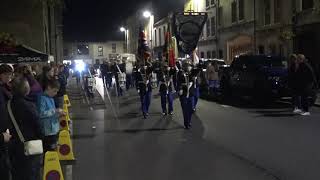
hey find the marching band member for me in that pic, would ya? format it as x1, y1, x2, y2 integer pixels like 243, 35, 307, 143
158, 63, 175, 116
178, 60, 194, 129
191, 63, 201, 112
136, 62, 153, 119
113, 59, 126, 97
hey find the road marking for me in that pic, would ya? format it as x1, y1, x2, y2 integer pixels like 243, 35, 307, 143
221, 105, 231, 108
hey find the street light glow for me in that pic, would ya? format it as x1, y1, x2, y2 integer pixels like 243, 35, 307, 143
143, 11, 151, 18
120, 27, 126, 32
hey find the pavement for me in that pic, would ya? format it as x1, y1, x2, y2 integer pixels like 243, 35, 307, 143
68, 77, 320, 180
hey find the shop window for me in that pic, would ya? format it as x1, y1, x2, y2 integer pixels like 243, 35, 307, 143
302, 0, 314, 10
264, 0, 271, 25
201, 52, 205, 58
231, 1, 237, 23
239, 0, 245, 20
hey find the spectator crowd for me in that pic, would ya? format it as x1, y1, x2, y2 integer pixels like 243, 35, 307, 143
0, 62, 69, 180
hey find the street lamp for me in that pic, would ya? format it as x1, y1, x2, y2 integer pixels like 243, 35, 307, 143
143, 10, 154, 58
143, 11, 151, 18
120, 27, 128, 53
120, 27, 126, 32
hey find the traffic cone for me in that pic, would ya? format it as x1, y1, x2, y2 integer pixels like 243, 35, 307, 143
43, 151, 64, 180
64, 95, 71, 107
63, 104, 71, 122
59, 116, 70, 131
58, 130, 75, 161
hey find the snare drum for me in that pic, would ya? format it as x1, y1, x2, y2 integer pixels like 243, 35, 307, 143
119, 73, 126, 88
151, 72, 157, 89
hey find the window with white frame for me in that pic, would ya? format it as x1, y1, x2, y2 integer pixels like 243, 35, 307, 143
264, 0, 271, 25
211, 16, 216, 36
274, 0, 281, 23
231, 1, 237, 23
206, 18, 211, 37
98, 46, 103, 56
206, 0, 210, 8
239, 0, 245, 20
112, 43, 116, 53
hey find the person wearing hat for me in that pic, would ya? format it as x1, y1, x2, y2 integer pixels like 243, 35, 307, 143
113, 59, 126, 97
158, 62, 175, 115
136, 62, 153, 118
177, 60, 195, 129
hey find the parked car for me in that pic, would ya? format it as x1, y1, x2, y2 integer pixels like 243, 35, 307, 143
220, 55, 290, 101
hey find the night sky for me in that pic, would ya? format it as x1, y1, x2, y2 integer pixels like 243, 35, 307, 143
63, 0, 184, 42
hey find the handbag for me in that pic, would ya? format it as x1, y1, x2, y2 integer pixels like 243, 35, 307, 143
7, 100, 43, 156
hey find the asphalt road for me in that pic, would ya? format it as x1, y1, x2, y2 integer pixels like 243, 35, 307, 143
69, 78, 320, 180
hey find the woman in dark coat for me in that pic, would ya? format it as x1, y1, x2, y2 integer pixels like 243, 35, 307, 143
0, 64, 13, 180
9, 77, 42, 180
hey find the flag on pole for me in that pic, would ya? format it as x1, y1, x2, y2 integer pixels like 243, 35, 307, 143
163, 32, 178, 67
192, 49, 199, 65
137, 27, 151, 65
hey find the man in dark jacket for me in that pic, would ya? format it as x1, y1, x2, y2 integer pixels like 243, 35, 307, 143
158, 63, 175, 115
55, 65, 67, 108
296, 54, 317, 115
100, 61, 108, 87
0, 64, 13, 180
178, 60, 195, 129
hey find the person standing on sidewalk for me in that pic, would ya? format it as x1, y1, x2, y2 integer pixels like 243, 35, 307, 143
288, 54, 302, 113
55, 65, 67, 108
0, 64, 13, 180
295, 54, 317, 116
206, 62, 220, 97
37, 80, 64, 152
9, 77, 42, 180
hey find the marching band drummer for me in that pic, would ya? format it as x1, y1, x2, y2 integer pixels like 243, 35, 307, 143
136, 62, 153, 119
158, 62, 175, 116
178, 60, 195, 129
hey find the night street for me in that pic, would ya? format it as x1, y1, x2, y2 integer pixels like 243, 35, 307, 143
2, 1, 320, 180
68, 78, 320, 180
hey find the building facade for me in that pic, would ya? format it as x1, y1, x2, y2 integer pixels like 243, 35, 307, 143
126, 2, 153, 56
64, 41, 125, 64
0, 0, 64, 63
293, 0, 320, 75
184, 0, 219, 61
153, 17, 169, 60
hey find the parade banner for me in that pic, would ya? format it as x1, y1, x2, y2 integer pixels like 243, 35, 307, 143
173, 12, 207, 55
